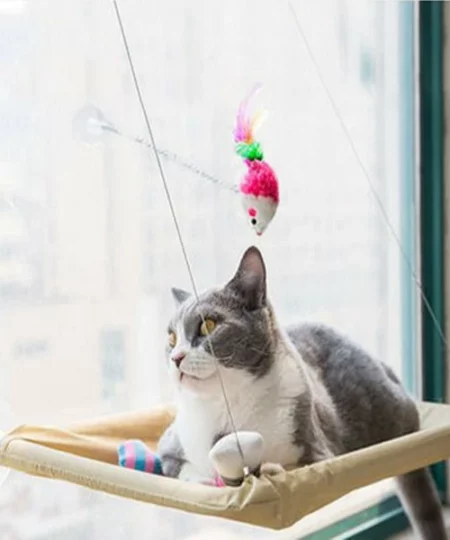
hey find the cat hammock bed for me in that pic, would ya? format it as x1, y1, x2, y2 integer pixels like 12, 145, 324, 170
0, 400, 450, 530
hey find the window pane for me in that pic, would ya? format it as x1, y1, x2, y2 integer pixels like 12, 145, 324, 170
0, 0, 416, 538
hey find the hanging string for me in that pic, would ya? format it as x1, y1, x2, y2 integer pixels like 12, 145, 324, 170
288, 1, 450, 355
98, 119, 239, 193
110, 0, 246, 469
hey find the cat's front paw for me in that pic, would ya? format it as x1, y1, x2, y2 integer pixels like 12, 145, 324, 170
209, 431, 264, 486
260, 462, 285, 477
178, 462, 215, 485
160, 455, 184, 479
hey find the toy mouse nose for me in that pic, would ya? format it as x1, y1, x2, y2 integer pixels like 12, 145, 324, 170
171, 352, 185, 368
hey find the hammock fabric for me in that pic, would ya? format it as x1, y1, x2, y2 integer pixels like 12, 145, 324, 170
0, 401, 449, 530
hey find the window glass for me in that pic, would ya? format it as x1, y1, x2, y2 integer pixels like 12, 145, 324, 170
0, 1, 416, 538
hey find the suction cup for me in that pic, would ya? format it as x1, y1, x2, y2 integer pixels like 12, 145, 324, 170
72, 105, 110, 144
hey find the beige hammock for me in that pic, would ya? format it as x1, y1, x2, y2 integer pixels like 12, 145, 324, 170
0, 400, 449, 530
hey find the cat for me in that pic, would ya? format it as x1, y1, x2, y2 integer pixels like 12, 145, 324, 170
157, 246, 446, 539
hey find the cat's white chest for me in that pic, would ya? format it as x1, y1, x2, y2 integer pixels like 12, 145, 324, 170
175, 395, 230, 478
175, 361, 304, 478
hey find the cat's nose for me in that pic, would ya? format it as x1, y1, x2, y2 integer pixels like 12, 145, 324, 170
171, 352, 185, 368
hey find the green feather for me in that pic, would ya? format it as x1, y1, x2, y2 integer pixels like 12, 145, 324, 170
235, 141, 264, 161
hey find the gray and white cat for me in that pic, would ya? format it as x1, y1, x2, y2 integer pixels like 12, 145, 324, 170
158, 246, 446, 539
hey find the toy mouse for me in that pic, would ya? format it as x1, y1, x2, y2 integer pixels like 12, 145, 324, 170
233, 85, 280, 236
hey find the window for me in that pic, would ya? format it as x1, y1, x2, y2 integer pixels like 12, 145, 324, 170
100, 328, 126, 407
0, 1, 445, 539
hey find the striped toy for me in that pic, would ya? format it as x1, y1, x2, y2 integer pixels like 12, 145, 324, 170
118, 439, 163, 474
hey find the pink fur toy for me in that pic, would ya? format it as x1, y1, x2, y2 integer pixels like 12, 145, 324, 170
234, 85, 280, 236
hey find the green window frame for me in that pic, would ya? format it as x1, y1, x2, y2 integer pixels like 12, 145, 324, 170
419, 0, 446, 498
303, 2, 446, 539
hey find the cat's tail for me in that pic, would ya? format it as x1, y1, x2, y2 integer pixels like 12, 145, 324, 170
395, 468, 447, 539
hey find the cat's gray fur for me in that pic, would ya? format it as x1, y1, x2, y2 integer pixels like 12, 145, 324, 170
158, 246, 446, 539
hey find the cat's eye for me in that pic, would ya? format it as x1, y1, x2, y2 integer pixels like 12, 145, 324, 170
168, 331, 177, 348
199, 318, 216, 336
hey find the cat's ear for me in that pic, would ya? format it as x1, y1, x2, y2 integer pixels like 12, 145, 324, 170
171, 287, 191, 306
226, 246, 267, 310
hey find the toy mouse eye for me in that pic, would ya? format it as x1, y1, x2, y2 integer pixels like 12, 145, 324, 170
250, 218, 257, 225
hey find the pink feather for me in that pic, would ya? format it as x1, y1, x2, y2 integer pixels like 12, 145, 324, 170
233, 84, 263, 144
